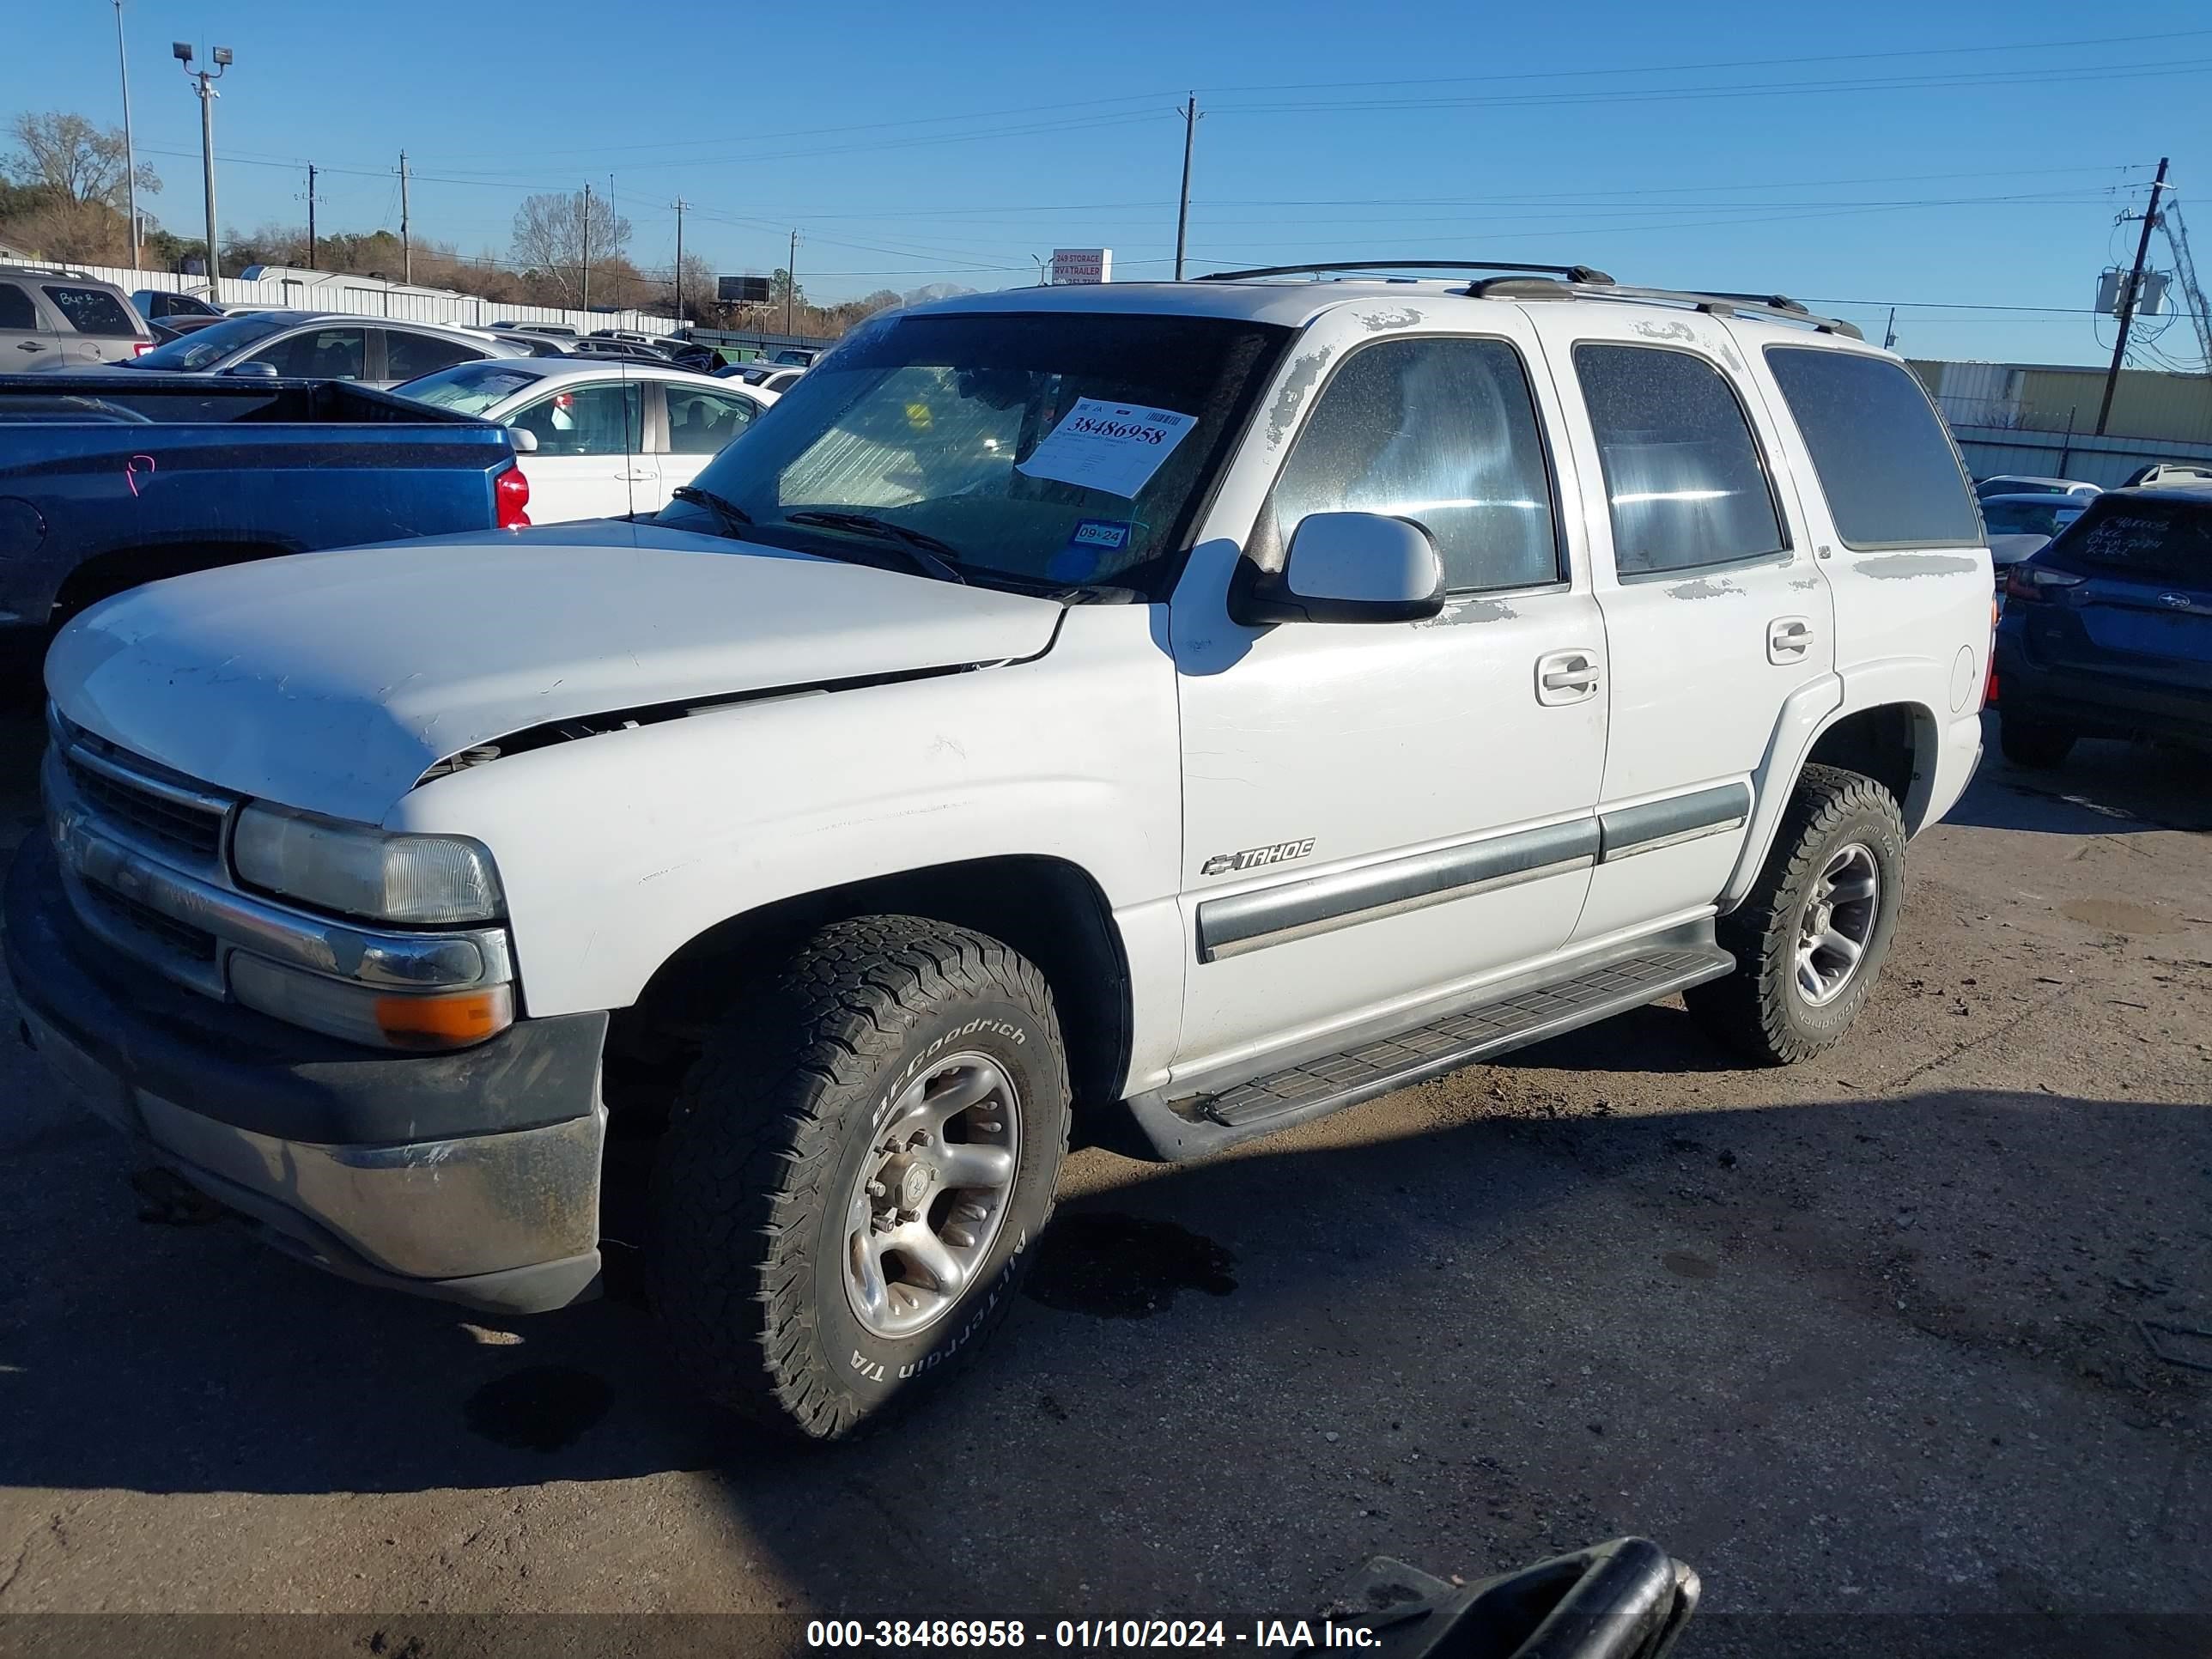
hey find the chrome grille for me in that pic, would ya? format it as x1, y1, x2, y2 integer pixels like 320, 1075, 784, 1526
82, 881, 219, 963
63, 753, 226, 860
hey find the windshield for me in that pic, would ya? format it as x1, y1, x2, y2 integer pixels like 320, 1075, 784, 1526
129, 313, 290, 371
397, 361, 547, 414
1982, 499, 2081, 538
659, 310, 1290, 592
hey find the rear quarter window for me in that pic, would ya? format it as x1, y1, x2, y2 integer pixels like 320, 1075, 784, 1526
1765, 347, 1980, 549
42, 285, 140, 337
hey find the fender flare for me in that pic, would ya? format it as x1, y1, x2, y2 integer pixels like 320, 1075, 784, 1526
1720, 663, 1944, 910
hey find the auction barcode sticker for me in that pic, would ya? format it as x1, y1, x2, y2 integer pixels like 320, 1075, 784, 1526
1016, 398, 1199, 499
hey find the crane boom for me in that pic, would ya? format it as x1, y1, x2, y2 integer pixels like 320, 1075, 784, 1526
2159, 195, 2212, 372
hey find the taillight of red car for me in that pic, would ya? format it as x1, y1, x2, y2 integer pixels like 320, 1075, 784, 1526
495, 465, 531, 529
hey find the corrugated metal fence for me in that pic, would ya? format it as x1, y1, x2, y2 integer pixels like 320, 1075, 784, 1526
72, 263, 680, 337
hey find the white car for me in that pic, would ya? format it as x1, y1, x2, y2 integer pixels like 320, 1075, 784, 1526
395, 358, 776, 521
15, 268, 1993, 1442
716, 362, 807, 394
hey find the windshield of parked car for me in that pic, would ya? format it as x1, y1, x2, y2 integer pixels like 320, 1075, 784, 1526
396, 361, 549, 414
662, 310, 1291, 592
1981, 498, 2082, 538
127, 312, 291, 371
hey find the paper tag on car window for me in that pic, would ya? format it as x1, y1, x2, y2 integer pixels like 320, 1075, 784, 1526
1017, 398, 1198, 499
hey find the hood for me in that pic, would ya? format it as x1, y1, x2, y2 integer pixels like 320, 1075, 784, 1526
48, 523, 1063, 823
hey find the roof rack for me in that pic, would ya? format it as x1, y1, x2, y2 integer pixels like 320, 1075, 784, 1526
0, 260, 99, 281
1571, 282, 1863, 339
1195, 258, 1617, 285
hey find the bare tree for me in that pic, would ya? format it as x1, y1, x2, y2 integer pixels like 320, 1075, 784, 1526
6, 111, 160, 208
510, 190, 632, 305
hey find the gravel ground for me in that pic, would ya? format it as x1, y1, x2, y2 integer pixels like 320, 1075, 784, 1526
0, 705, 2206, 1656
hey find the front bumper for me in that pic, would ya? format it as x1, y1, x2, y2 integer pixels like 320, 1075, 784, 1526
6, 836, 609, 1315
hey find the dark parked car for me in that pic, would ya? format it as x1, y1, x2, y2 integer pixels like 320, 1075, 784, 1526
566, 337, 671, 362
1993, 485, 2212, 767
130, 288, 228, 323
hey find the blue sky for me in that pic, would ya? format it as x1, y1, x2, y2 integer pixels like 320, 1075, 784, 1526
6, 0, 2206, 367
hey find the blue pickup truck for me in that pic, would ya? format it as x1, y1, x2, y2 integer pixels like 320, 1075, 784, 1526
0, 373, 531, 654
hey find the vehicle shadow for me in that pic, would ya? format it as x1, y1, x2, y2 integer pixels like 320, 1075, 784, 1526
1943, 727, 2212, 837
3, 1073, 2206, 1626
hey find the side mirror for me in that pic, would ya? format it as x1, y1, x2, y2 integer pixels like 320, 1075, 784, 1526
226, 360, 281, 379
507, 427, 539, 454
1234, 511, 1445, 624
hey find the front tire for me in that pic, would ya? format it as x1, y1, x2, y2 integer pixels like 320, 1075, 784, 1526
1687, 765, 1906, 1066
649, 916, 1069, 1441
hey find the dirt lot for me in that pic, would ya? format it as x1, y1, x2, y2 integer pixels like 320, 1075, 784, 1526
0, 702, 2207, 1655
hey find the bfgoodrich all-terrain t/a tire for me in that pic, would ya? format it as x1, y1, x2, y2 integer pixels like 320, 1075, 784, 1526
649, 915, 1071, 1441
1686, 764, 1907, 1066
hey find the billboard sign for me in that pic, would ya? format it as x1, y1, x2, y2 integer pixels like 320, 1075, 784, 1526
717, 274, 774, 305
1048, 248, 1112, 285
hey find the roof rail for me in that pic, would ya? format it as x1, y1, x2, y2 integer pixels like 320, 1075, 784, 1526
1562, 281, 1864, 339
1195, 258, 1616, 285
0, 260, 97, 281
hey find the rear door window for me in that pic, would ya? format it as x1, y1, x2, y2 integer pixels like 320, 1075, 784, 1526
0, 283, 36, 331
1572, 343, 1786, 576
42, 285, 138, 337
384, 329, 483, 380
664, 386, 759, 453
1765, 347, 1979, 548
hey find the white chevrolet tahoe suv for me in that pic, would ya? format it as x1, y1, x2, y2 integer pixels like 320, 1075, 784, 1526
10, 264, 1993, 1439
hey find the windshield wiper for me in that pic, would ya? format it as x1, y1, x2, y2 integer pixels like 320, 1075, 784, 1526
671, 484, 755, 539
783, 510, 969, 586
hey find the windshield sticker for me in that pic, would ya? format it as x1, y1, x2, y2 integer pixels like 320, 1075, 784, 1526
1016, 398, 1198, 499
1048, 521, 1131, 585
1069, 519, 1131, 550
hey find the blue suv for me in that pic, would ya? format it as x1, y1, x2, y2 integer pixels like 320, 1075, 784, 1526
1994, 485, 2212, 767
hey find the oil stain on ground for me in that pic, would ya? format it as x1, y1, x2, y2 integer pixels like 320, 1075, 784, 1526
1024, 1212, 1237, 1319
464, 1365, 613, 1451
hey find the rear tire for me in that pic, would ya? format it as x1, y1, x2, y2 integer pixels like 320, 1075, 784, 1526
649, 915, 1070, 1441
1999, 710, 2076, 769
1687, 765, 1906, 1066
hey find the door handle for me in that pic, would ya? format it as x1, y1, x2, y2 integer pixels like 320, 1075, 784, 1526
15, 341, 42, 352
1536, 649, 1601, 706
1767, 617, 1814, 662
619, 469, 655, 482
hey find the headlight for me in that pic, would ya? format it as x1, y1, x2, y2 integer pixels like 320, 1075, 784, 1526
229, 953, 513, 1050
232, 803, 504, 925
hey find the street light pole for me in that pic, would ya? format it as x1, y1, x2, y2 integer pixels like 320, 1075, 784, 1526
174, 42, 232, 294
114, 1, 140, 270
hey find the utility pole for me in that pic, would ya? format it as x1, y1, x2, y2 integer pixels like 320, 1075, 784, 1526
580, 182, 592, 311
1174, 94, 1198, 281
1882, 307, 1897, 350
174, 42, 232, 292
673, 198, 687, 323
2098, 155, 2170, 437
115, 1, 140, 270
786, 228, 798, 335
303, 162, 318, 270
398, 151, 410, 283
